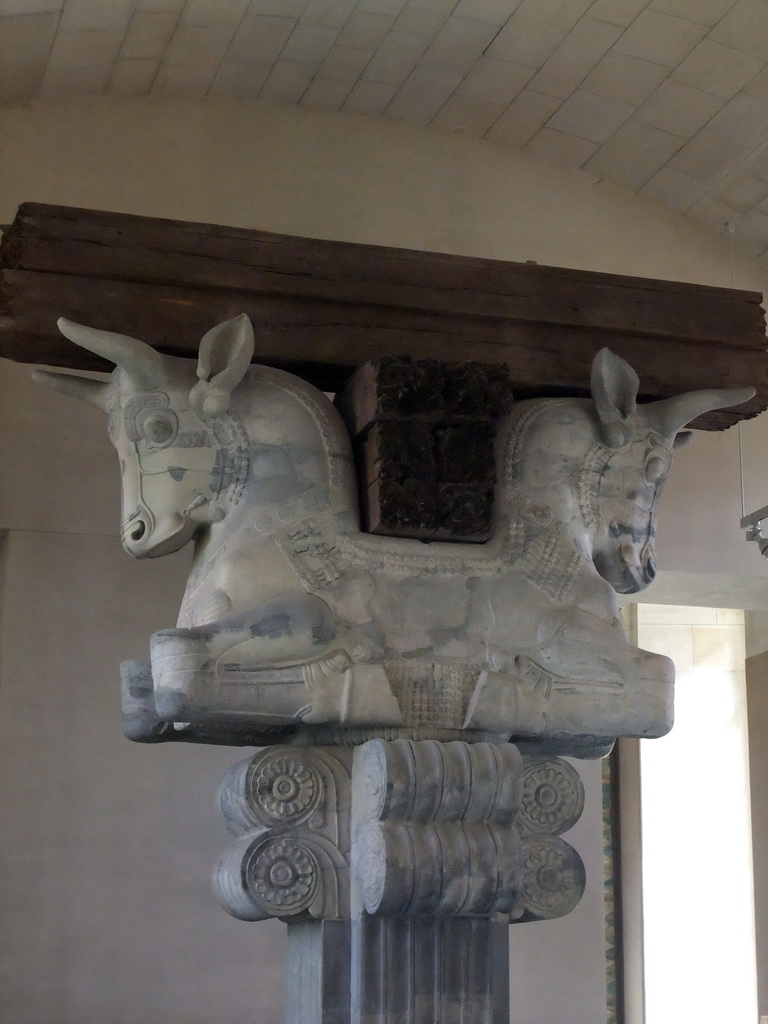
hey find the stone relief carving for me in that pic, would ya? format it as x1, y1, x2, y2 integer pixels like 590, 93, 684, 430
350, 739, 525, 918
515, 835, 587, 923
214, 745, 352, 922
33, 308, 757, 1014
516, 756, 585, 837
214, 738, 586, 926
35, 313, 754, 756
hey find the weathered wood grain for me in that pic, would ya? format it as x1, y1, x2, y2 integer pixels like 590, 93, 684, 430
1, 202, 765, 430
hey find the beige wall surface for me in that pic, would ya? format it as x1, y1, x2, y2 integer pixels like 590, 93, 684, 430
2, 96, 768, 1023
0, 531, 291, 1024
655, 418, 768, 587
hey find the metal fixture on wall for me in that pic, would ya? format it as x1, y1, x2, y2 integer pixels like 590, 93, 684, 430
741, 505, 768, 558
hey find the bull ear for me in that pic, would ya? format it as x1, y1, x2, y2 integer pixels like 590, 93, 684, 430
591, 348, 639, 448
190, 314, 254, 419
32, 369, 109, 411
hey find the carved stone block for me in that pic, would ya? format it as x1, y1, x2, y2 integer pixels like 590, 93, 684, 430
211, 739, 588, 1022
349, 917, 511, 1024
28, 264, 760, 1023
36, 316, 755, 756
284, 917, 512, 1024
213, 739, 587, 933
350, 739, 586, 923
213, 746, 352, 922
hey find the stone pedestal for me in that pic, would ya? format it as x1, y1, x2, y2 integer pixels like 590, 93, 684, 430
213, 739, 585, 1024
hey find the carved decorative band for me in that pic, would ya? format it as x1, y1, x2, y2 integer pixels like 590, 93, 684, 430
214, 741, 585, 925
517, 756, 585, 836
356, 738, 523, 826
357, 822, 522, 917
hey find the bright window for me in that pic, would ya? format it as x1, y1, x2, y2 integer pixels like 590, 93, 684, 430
635, 605, 757, 1024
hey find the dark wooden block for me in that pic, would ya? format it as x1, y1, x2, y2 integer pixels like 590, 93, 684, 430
335, 356, 447, 437
435, 424, 496, 484
442, 363, 515, 420
336, 356, 515, 437
365, 477, 436, 537
434, 483, 494, 543
362, 422, 435, 485
339, 359, 509, 541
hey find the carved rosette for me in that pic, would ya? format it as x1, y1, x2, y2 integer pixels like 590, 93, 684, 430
517, 756, 585, 836
247, 836, 320, 914
514, 835, 587, 922
218, 747, 326, 835
253, 756, 321, 822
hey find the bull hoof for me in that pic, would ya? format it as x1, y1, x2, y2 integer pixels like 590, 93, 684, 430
120, 658, 176, 742
514, 655, 554, 698
463, 668, 548, 734
300, 651, 351, 723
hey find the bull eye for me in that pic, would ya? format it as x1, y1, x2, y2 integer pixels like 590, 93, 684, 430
644, 456, 666, 484
143, 414, 176, 446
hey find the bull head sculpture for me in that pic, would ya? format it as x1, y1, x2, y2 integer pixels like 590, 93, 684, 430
35, 315, 255, 558
586, 348, 753, 593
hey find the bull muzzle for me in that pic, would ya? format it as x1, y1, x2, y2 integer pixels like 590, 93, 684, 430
121, 506, 196, 558
614, 539, 656, 594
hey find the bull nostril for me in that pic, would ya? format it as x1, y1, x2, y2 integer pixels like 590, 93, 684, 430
130, 521, 146, 541
644, 549, 657, 580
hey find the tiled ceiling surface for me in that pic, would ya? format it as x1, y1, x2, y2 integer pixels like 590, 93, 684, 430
4, 0, 768, 260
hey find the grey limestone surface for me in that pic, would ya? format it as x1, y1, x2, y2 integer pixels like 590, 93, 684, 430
35, 315, 753, 755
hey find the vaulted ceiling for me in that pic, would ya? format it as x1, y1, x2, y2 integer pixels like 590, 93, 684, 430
3, 0, 768, 262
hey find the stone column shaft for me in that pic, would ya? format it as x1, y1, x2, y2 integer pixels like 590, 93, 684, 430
351, 917, 510, 1024
285, 917, 510, 1024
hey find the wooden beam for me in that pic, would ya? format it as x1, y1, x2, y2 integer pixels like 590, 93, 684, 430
1, 202, 766, 429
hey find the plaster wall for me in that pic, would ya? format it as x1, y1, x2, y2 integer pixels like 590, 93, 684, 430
0, 529, 291, 1024
1, 96, 768, 1023
1, 97, 766, 288
746, 608, 768, 657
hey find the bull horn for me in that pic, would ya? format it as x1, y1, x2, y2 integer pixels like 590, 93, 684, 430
57, 318, 165, 389
645, 386, 756, 435
32, 369, 109, 411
